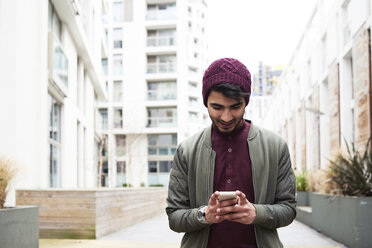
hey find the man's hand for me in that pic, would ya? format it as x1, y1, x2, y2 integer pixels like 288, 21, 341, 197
205, 191, 237, 223
206, 190, 256, 224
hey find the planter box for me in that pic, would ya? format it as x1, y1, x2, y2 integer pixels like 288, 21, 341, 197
0, 206, 39, 248
296, 191, 309, 206
310, 193, 372, 248
16, 187, 168, 239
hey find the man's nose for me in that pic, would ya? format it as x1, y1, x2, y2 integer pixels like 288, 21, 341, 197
221, 109, 233, 122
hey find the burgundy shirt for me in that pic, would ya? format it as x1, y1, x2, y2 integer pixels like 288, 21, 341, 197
207, 120, 257, 248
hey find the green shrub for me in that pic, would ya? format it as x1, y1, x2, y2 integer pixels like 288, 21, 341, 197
295, 170, 308, 192
327, 138, 372, 196
122, 183, 132, 187
149, 184, 164, 187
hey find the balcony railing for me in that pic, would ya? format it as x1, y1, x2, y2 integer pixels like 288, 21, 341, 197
146, 9, 176, 21
147, 62, 176, 74
147, 117, 177, 128
148, 146, 177, 156
147, 36, 176, 47
147, 89, 177, 100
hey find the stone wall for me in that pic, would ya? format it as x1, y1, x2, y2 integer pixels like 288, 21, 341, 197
328, 62, 341, 150
353, 28, 371, 150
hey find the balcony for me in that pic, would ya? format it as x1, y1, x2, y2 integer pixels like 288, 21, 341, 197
147, 36, 176, 47
148, 89, 176, 101
146, 9, 176, 21
147, 116, 177, 128
147, 62, 176, 74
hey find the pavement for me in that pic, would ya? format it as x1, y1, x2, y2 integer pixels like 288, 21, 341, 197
40, 213, 348, 248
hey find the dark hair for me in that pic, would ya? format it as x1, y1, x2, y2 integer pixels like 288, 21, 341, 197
206, 82, 250, 104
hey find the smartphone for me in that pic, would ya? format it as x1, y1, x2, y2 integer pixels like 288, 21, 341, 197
218, 191, 237, 202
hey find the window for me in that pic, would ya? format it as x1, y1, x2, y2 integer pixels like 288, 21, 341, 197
148, 161, 172, 186
113, 2, 124, 23
102, 58, 108, 75
146, 3, 176, 20
148, 161, 172, 173
113, 80, 123, 102
148, 134, 177, 156
147, 107, 177, 127
48, 2, 62, 40
147, 29, 176, 47
116, 161, 126, 186
147, 81, 176, 100
147, 55, 176, 74
188, 97, 198, 107
115, 135, 126, 156
48, 93, 61, 188
113, 28, 123, 49
189, 111, 198, 122
188, 82, 197, 93
113, 54, 123, 75
113, 108, 123, 128
99, 109, 108, 129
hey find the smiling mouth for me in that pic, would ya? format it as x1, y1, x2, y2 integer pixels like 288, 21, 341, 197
219, 121, 234, 128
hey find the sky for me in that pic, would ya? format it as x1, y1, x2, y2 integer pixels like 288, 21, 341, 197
206, 0, 317, 74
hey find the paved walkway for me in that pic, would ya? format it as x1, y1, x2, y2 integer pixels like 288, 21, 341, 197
40, 213, 348, 248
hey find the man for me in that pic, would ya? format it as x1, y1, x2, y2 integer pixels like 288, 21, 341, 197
166, 58, 296, 247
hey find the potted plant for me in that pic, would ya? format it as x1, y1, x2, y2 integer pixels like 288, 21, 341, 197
0, 157, 39, 248
295, 170, 309, 206
309, 139, 372, 248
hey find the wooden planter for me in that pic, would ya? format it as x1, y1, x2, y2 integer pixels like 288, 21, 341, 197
0, 206, 39, 248
310, 193, 372, 248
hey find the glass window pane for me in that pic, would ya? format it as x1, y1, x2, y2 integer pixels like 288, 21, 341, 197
113, 2, 124, 22
158, 134, 172, 146
148, 161, 157, 172
148, 135, 157, 145
148, 174, 158, 185
159, 161, 172, 172
148, 148, 157, 155
159, 147, 168, 155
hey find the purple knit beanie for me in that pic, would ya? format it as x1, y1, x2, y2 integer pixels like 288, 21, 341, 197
202, 58, 251, 107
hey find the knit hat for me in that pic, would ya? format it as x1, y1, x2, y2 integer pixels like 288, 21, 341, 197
202, 58, 251, 106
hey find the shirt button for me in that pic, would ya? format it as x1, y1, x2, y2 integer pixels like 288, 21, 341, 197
228, 148, 232, 152
228, 136, 232, 140
227, 164, 232, 168
227, 179, 231, 184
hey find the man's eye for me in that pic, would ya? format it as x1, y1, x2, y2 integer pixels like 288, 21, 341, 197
232, 105, 241, 109
212, 106, 222, 110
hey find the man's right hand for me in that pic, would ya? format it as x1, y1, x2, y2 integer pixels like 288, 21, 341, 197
205, 191, 237, 223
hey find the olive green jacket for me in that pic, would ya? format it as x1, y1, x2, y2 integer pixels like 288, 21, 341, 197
166, 122, 296, 248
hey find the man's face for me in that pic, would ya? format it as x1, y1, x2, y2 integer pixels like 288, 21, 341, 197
207, 91, 246, 133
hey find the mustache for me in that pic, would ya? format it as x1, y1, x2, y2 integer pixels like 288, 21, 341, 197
217, 119, 235, 125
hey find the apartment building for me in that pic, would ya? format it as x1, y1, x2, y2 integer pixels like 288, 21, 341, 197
247, 62, 282, 124
0, 0, 108, 204
97, 0, 208, 187
262, 0, 372, 171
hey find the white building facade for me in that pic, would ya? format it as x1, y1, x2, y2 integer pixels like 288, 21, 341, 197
99, 0, 209, 187
262, 0, 372, 171
0, 0, 108, 204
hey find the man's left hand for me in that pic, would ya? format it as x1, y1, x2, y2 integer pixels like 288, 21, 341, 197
216, 190, 256, 224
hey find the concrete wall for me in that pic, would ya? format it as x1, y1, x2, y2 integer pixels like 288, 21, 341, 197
16, 187, 168, 239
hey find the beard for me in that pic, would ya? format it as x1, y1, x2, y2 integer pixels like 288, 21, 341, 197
209, 111, 245, 134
